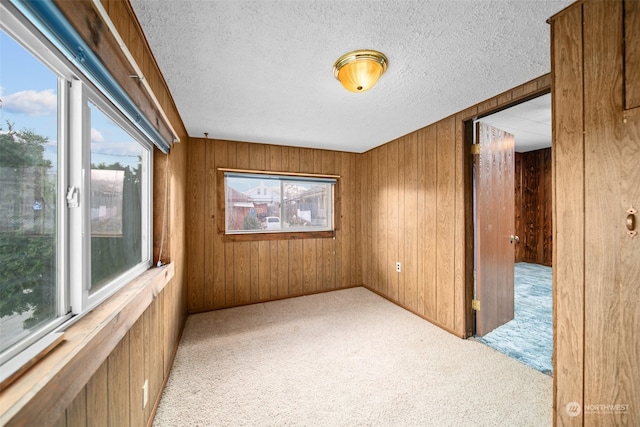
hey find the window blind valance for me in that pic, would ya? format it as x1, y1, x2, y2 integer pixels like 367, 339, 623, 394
12, 0, 175, 153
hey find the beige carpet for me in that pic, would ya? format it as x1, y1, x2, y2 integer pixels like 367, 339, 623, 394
153, 287, 551, 426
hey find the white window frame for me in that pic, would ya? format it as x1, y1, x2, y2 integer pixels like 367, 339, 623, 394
0, 2, 153, 371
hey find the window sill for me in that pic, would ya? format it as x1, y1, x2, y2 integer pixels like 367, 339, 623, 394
0, 263, 174, 427
222, 230, 335, 242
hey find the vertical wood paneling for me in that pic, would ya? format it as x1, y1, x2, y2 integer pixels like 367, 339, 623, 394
436, 117, 456, 330
514, 153, 524, 262
397, 138, 406, 305
300, 149, 317, 293
187, 138, 205, 311
416, 128, 427, 317
388, 140, 400, 302
108, 337, 130, 427
277, 148, 290, 296
67, 388, 87, 427
454, 111, 473, 336
423, 126, 438, 319
583, 3, 639, 426
322, 150, 336, 290
370, 149, 380, 292
313, 150, 324, 291
214, 141, 228, 308
361, 151, 371, 289
148, 297, 163, 412
514, 148, 552, 266
86, 361, 108, 427
204, 140, 216, 308
625, 0, 640, 109
340, 154, 353, 288
372, 144, 384, 298
225, 143, 237, 305
53, 411, 66, 427
542, 148, 552, 266
334, 154, 343, 289
142, 304, 151, 423
404, 133, 418, 312
287, 149, 303, 294
129, 317, 144, 427
551, 3, 584, 425
249, 145, 266, 302
235, 143, 252, 304
269, 145, 282, 297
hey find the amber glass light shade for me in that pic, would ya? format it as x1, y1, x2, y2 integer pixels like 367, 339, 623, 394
333, 50, 388, 93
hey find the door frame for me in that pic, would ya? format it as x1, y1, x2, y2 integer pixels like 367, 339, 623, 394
463, 88, 551, 337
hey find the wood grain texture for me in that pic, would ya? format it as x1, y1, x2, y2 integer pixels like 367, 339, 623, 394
187, 139, 358, 311
475, 123, 515, 336
625, 0, 640, 109
356, 77, 552, 339
187, 138, 205, 311
583, 2, 639, 426
212, 141, 227, 308
403, 133, 419, 312
67, 388, 87, 427
54, 0, 174, 144
421, 125, 438, 320
454, 113, 476, 337
436, 117, 456, 330
550, 3, 585, 425
129, 317, 144, 427
86, 361, 108, 427
148, 296, 164, 416
386, 141, 398, 301
514, 148, 552, 266
108, 336, 130, 427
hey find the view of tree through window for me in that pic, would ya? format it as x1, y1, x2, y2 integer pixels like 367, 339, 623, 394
224, 173, 334, 234
89, 103, 144, 293
0, 29, 58, 353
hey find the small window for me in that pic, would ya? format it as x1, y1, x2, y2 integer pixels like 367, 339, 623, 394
223, 171, 336, 235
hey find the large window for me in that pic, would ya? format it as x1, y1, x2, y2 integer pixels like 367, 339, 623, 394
0, 4, 152, 369
0, 28, 59, 356
223, 171, 336, 235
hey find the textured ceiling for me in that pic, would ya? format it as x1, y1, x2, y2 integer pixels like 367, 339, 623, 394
480, 93, 551, 153
130, 0, 572, 153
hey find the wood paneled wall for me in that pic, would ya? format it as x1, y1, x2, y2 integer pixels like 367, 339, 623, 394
359, 121, 458, 332
186, 139, 361, 312
551, 1, 640, 425
514, 148, 552, 266
360, 76, 551, 338
52, 289, 167, 427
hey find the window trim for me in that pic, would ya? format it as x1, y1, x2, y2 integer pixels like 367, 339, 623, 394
0, 1, 154, 375
217, 168, 341, 241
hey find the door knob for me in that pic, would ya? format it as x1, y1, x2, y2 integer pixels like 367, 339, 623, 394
628, 207, 637, 238
510, 235, 520, 243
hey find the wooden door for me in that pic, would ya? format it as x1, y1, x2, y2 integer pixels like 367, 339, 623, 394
583, 2, 640, 424
552, 2, 640, 424
475, 122, 515, 336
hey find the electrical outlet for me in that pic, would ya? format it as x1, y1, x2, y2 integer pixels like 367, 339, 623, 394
143, 379, 149, 409
396, 262, 401, 273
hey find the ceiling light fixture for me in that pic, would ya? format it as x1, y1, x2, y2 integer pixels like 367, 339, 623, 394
333, 49, 388, 93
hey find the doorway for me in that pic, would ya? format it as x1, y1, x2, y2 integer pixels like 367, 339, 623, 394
470, 93, 553, 375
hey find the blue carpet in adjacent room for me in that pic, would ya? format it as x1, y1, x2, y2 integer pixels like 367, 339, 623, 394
476, 262, 552, 375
